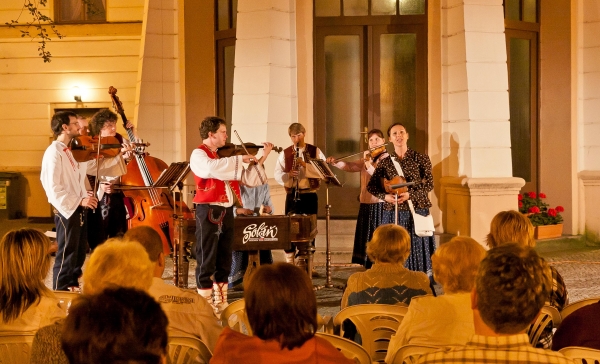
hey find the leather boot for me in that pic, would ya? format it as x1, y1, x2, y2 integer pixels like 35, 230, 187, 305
197, 288, 213, 306
213, 282, 229, 316
285, 252, 295, 265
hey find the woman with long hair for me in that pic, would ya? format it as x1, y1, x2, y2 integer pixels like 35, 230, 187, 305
0, 228, 65, 332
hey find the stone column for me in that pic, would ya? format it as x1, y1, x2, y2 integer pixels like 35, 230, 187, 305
440, 0, 524, 245
133, 0, 182, 163
231, 0, 298, 212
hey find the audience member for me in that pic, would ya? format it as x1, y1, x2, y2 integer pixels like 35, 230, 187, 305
386, 236, 485, 362
211, 263, 353, 364
416, 244, 574, 364
124, 226, 223, 351
487, 210, 568, 348
62, 287, 168, 364
341, 224, 432, 309
30, 237, 155, 364
552, 298, 600, 351
0, 228, 65, 333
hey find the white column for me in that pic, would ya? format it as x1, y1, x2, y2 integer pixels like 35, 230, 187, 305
133, 0, 182, 164
578, 0, 600, 243
441, 0, 524, 245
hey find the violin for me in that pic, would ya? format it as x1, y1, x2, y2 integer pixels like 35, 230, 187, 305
365, 144, 388, 161
383, 175, 409, 195
70, 135, 122, 162
217, 142, 283, 158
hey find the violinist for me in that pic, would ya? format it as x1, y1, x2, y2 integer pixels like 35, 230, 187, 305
274, 123, 326, 267
366, 123, 435, 279
326, 129, 392, 268
86, 109, 135, 250
40, 111, 98, 291
190, 116, 273, 315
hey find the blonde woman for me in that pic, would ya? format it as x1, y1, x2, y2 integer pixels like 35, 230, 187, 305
0, 228, 65, 333
486, 210, 568, 348
385, 236, 485, 363
341, 224, 431, 309
30, 237, 156, 364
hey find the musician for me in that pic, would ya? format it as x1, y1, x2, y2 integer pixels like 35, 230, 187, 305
229, 184, 275, 290
326, 129, 392, 268
366, 123, 435, 278
190, 116, 272, 314
40, 111, 98, 291
274, 123, 326, 266
86, 109, 134, 250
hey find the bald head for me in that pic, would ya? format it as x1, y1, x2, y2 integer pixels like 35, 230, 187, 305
124, 226, 163, 263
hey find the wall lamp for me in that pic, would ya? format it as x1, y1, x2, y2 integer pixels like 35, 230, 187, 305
73, 86, 82, 102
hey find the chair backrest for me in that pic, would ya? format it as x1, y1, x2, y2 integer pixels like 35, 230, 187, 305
168, 336, 212, 364
315, 332, 372, 364
389, 344, 441, 364
52, 290, 81, 313
333, 304, 408, 363
526, 304, 562, 345
559, 346, 600, 364
220, 299, 253, 335
0, 333, 35, 364
317, 314, 334, 334
561, 298, 600, 320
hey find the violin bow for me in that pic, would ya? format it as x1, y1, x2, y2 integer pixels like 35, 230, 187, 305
233, 130, 266, 185
335, 142, 389, 162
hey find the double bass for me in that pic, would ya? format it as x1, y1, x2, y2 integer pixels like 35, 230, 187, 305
108, 86, 194, 255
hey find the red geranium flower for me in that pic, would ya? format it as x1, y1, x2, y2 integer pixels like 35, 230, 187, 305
518, 201, 523, 208
548, 208, 557, 217
539, 192, 547, 198
556, 206, 564, 213
528, 192, 536, 199
518, 194, 523, 201
528, 206, 540, 214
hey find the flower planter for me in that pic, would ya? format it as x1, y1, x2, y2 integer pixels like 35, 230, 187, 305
534, 224, 563, 240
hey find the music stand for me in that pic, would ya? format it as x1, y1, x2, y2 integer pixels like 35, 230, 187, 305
307, 159, 345, 290
154, 162, 192, 288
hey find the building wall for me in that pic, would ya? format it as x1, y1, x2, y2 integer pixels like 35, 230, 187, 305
0, 0, 143, 217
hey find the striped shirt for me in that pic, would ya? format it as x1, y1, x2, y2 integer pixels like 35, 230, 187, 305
416, 334, 574, 364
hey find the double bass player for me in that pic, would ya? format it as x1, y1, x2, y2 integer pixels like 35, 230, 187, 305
190, 116, 273, 315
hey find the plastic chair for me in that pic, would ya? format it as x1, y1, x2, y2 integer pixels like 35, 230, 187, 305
526, 304, 562, 345
220, 299, 253, 335
52, 290, 81, 313
559, 346, 600, 364
333, 304, 409, 363
168, 336, 212, 364
389, 344, 442, 364
317, 314, 334, 334
561, 298, 600, 319
0, 333, 35, 364
315, 332, 372, 364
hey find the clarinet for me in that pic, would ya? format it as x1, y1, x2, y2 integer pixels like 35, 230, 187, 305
292, 144, 301, 202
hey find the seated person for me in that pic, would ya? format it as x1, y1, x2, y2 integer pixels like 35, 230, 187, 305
416, 244, 573, 364
552, 298, 600, 351
211, 263, 354, 364
62, 287, 168, 364
386, 236, 485, 362
487, 210, 568, 348
30, 238, 155, 364
0, 228, 65, 333
341, 224, 432, 309
124, 226, 223, 351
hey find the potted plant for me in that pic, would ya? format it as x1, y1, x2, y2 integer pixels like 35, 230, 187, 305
518, 192, 565, 239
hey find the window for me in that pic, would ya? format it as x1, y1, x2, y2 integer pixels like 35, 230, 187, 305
55, 0, 107, 23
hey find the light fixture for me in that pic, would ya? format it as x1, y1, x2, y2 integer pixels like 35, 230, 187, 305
73, 86, 82, 102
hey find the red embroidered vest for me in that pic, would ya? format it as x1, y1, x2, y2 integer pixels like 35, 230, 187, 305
283, 143, 320, 191
192, 144, 242, 205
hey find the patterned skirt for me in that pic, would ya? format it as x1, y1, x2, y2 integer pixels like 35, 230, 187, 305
352, 203, 394, 268
396, 208, 435, 276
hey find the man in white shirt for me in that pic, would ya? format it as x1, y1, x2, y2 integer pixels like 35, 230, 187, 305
189, 116, 272, 314
124, 226, 223, 351
40, 111, 98, 291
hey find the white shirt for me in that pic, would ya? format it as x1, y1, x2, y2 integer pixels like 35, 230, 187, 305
385, 292, 474, 363
190, 147, 267, 207
40, 141, 91, 218
273, 146, 326, 189
148, 277, 223, 351
0, 294, 65, 334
